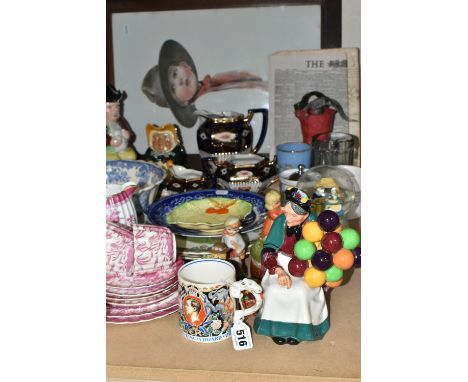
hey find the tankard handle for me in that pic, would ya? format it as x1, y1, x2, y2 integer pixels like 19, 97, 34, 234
229, 278, 263, 322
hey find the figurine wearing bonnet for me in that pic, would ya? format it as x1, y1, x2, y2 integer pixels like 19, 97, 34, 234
141, 39, 268, 128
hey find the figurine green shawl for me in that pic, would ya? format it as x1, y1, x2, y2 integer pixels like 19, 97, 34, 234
263, 213, 316, 251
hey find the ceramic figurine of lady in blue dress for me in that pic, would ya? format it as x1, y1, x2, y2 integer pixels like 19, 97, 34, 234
253, 187, 330, 345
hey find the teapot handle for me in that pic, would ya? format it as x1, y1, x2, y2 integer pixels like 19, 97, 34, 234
245, 108, 268, 154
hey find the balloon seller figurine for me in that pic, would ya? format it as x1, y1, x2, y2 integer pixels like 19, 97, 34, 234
221, 216, 247, 279
106, 84, 138, 160
253, 187, 361, 345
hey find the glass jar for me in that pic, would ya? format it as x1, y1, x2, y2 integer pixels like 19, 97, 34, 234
312, 132, 355, 166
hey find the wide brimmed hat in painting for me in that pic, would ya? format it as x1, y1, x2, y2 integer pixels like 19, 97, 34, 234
141, 40, 199, 128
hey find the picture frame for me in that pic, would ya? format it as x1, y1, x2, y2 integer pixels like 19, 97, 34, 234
107, 0, 342, 84
106, 0, 343, 155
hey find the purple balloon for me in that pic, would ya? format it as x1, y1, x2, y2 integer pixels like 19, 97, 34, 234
317, 210, 340, 232
311, 250, 333, 271
352, 246, 361, 268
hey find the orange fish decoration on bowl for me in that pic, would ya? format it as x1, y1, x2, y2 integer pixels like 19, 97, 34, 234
205, 198, 237, 215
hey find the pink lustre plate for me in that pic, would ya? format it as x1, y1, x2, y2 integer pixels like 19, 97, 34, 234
106, 258, 183, 288
106, 281, 177, 300
106, 274, 177, 292
106, 274, 177, 291
106, 293, 177, 317
106, 284, 177, 305
106, 276, 177, 296
106, 304, 178, 324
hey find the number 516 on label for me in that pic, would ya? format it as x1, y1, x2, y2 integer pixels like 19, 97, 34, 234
231, 321, 253, 351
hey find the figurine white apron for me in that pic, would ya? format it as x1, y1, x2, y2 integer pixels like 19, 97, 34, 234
254, 252, 329, 341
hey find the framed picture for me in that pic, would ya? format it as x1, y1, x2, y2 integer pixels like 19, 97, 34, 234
107, 0, 342, 155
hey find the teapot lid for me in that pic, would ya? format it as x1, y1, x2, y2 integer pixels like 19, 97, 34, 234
195, 110, 244, 123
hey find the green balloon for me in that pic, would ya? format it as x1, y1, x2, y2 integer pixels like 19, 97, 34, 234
340, 228, 360, 249
294, 239, 316, 260
250, 239, 264, 263
325, 265, 343, 282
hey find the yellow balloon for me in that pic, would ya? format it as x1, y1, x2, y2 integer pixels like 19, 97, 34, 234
302, 221, 324, 243
304, 266, 326, 288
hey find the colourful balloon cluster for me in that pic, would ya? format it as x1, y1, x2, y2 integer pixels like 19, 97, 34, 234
288, 210, 361, 289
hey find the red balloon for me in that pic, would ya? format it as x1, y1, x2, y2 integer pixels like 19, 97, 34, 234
287, 256, 309, 277
321, 232, 343, 253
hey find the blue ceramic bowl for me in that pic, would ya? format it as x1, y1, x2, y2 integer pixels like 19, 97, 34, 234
106, 160, 166, 212
145, 189, 266, 237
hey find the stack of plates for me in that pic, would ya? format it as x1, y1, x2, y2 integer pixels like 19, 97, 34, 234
106, 258, 183, 324
106, 222, 184, 324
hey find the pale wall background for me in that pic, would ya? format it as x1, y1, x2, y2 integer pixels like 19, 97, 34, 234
112, 2, 360, 155
343, 0, 361, 48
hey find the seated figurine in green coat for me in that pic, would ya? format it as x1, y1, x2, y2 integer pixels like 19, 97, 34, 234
253, 187, 329, 345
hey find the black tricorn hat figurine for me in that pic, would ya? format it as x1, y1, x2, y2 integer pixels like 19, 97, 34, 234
285, 187, 311, 214
107, 84, 123, 103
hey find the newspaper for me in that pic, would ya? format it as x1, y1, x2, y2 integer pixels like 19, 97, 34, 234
268, 48, 360, 163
